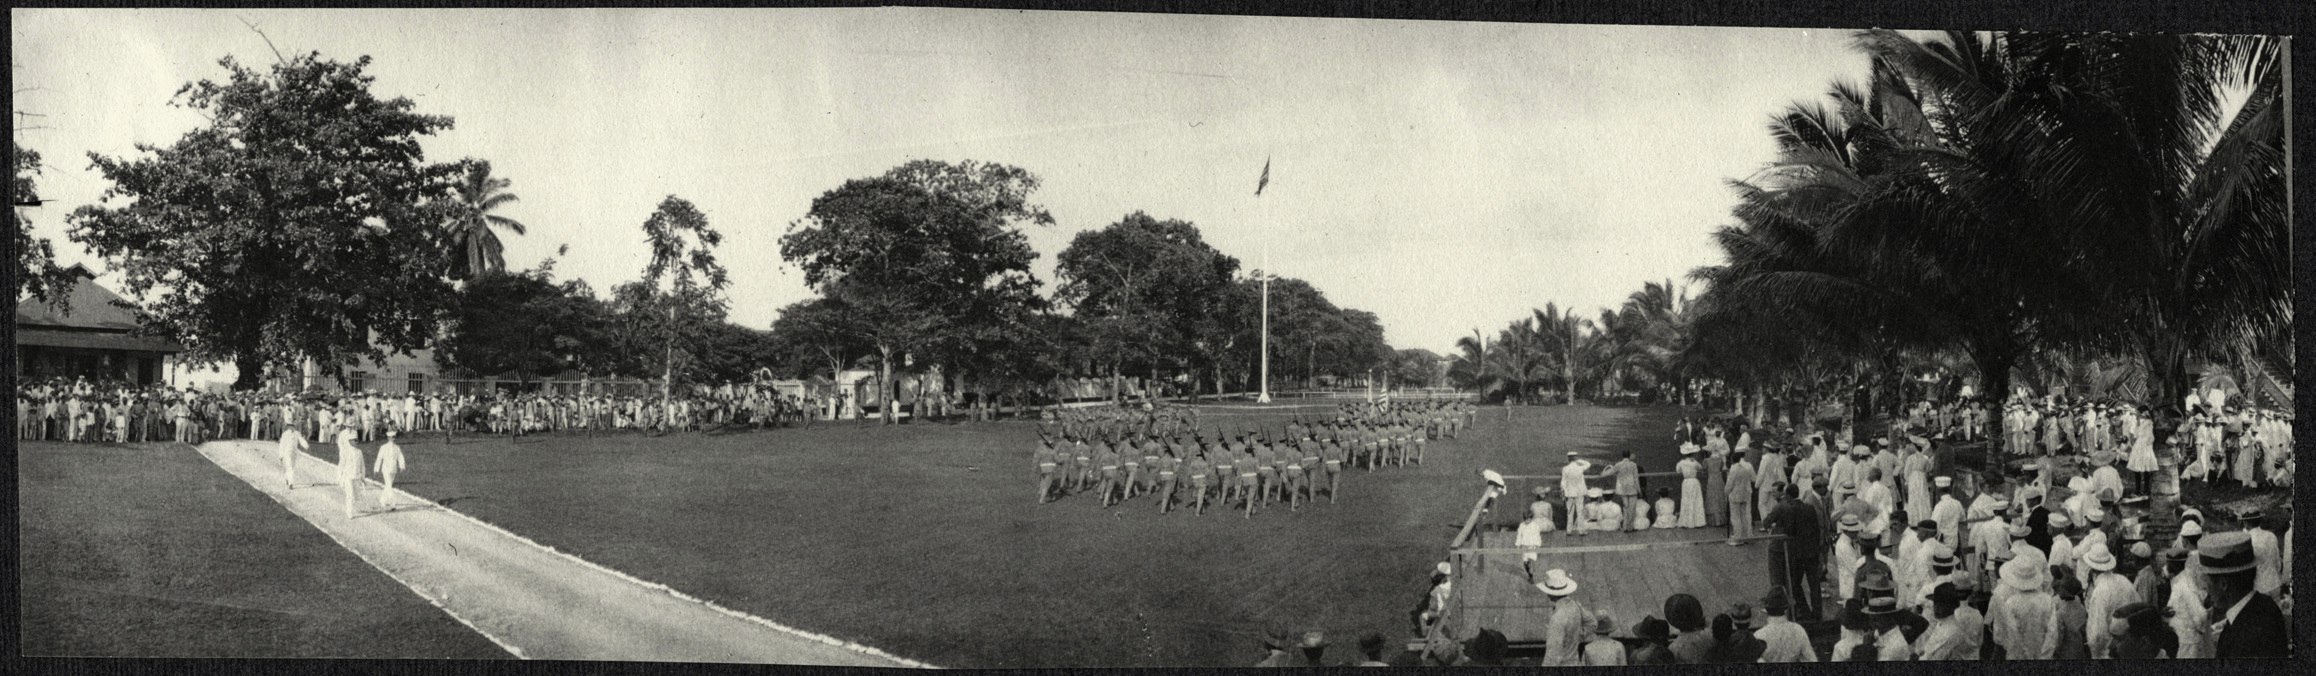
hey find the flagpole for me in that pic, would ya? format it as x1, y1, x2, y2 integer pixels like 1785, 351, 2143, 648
1258, 204, 1272, 405
1256, 156, 1272, 404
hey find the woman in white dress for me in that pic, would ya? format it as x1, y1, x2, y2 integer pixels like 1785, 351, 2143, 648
1676, 448, 1707, 528
2232, 426, 2262, 488
2125, 409, 2159, 495
1653, 487, 1680, 529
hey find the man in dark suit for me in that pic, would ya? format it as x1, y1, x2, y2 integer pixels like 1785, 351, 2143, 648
1762, 483, 1826, 621
2199, 531, 2289, 658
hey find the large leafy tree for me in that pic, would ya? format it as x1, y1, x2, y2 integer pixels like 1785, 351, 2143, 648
435, 263, 615, 382
1055, 211, 1240, 395
634, 195, 730, 397
446, 160, 528, 282
68, 53, 464, 390
13, 142, 76, 307
781, 159, 1051, 424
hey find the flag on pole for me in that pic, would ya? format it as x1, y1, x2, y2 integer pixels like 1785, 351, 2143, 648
1255, 156, 1270, 196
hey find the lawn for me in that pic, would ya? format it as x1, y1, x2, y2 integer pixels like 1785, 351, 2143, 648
375, 402, 1685, 667
16, 441, 510, 659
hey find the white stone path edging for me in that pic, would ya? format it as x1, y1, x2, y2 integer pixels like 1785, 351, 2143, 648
196, 440, 936, 667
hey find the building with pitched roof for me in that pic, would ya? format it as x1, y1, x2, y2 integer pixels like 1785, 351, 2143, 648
13, 265, 183, 384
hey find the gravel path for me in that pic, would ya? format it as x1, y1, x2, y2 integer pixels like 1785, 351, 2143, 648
195, 440, 929, 666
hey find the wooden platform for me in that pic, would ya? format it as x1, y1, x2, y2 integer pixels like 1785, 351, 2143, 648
1446, 526, 1776, 643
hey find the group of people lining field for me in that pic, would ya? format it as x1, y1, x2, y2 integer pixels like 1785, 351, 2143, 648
16, 375, 826, 445
1032, 400, 1478, 516
1389, 390, 2290, 665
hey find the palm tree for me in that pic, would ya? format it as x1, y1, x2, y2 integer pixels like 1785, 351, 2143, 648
447, 160, 528, 282
1852, 30, 2286, 410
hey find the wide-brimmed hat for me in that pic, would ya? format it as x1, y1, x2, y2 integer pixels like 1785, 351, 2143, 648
1862, 595, 1901, 616
2008, 520, 2032, 538
1933, 476, 1952, 488
2082, 507, 2106, 525
1851, 444, 1871, 456
2081, 543, 2117, 572
2197, 532, 2257, 574
1838, 513, 1864, 532
1592, 611, 1617, 635
1679, 443, 1700, 455
2048, 513, 2072, 529
2128, 541, 2153, 559
2177, 520, 2203, 538
1761, 586, 1793, 612
1436, 561, 1453, 576
1535, 569, 1579, 596
1727, 602, 1757, 626
1482, 469, 1506, 488
1930, 547, 1959, 569
2000, 556, 2046, 591
1300, 630, 1330, 649
1632, 616, 1673, 640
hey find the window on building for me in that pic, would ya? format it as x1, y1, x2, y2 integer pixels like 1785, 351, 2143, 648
349, 371, 369, 392
409, 373, 426, 394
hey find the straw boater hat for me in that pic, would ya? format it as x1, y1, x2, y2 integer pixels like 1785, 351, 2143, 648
1536, 568, 1580, 596
1838, 513, 1864, 533
1300, 630, 1330, 649
1863, 595, 1902, 616
2081, 543, 2118, 572
2197, 532, 2257, 574
1933, 475, 1952, 489
1929, 545, 1959, 569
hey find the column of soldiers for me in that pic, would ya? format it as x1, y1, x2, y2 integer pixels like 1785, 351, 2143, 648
1032, 400, 1477, 517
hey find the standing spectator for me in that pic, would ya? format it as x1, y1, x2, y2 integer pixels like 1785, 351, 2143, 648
2108, 602, 2178, 659
1916, 582, 1982, 660
1727, 450, 1757, 544
2247, 512, 2283, 598
1665, 593, 1712, 663
1535, 569, 1588, 666
1755, 587, 1816, 662
1676, 445, 1707, 528
1581, 612, 1626, 666
2083, 542, 2135, 657
1629, 616, 1676, 665
1560, 451, 1594, 536
2050, 575, 2092, 659
1710, 605, 1767, 663
2199, 532, 2288, 658
1613, 451, 1643, 532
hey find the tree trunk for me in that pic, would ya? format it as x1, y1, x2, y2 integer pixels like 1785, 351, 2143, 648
2145, 333, 2191, 421
877, 345, 896, 426
231, 353, 268, 391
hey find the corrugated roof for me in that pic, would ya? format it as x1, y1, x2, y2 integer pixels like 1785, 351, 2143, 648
14, 266, 147, 331
15, 327, 184, 353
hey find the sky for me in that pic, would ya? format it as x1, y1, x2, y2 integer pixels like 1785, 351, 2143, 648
12, 8, 1878, 356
